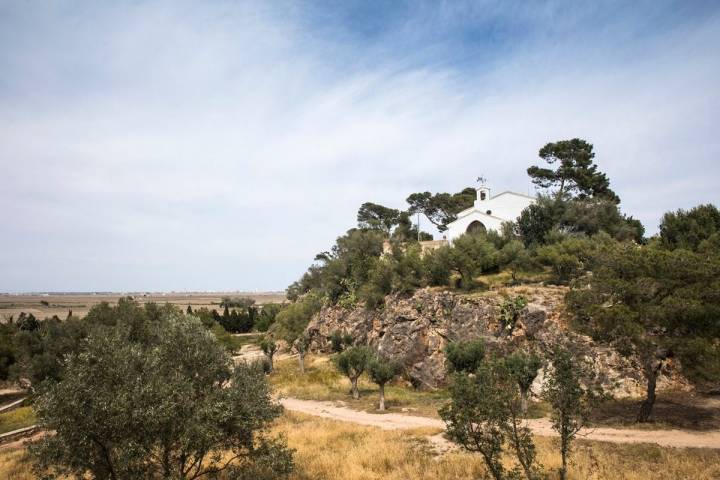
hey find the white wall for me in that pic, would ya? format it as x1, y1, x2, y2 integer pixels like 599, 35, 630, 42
483, 192, 534, 221
446, 192, 535, 243
446, 213, 504, 242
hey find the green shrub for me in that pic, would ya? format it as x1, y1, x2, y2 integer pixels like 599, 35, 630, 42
499, 295, 528, 336
444, 339, 485, 374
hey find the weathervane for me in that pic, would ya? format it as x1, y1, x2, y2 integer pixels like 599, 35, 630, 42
476, 175, 487, 185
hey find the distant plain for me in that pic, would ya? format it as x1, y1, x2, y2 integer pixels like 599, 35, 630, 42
0, 292, 287, 320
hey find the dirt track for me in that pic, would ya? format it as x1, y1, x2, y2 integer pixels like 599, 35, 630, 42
280, 397, 720, 449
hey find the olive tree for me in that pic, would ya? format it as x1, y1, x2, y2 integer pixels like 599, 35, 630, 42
440, 356, 540, 480
0, 323, 16, 381
274, 301, 314, 374
505, 350, 543, 415
260, 338, 278, 373
542, 345, 601, 480
273, 296, 322, 370
334, 346, 372, 399
30, 312, 293, 480
368, 355, 402, 411
12, 316, 87, 387
294, 334, 311, 374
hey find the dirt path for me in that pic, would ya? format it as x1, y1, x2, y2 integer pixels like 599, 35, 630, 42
0, 430, 50, 451
0, 397, 27, 414
233, 344, 295, 365
280, 398, 720, 450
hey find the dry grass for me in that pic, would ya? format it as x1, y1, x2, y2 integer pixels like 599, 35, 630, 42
0, 407, 36, 435
274, 412, 483, 480
589, 392, 720, 431
270, 354, 552, 419
1, 412, 718, 479
474, 269, 553, 290
0, 448, 34, 480
270, 355, 449, 418
274, 412, 720, 480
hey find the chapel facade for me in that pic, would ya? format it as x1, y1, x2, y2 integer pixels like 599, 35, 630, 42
445, 182, 535, 242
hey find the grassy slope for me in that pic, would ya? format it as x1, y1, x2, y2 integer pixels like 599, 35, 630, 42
271, 354, 551, 419
0, 407, 36, 435
271, 354, 448, 418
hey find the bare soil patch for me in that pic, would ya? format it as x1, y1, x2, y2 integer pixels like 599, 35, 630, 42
281, 397, 720, 449
590, 391, 720, 431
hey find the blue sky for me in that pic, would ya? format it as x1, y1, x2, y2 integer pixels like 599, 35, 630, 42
1, 1, 719, 292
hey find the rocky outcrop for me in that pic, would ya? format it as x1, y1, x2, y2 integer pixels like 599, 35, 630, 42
304, 286, 690, 397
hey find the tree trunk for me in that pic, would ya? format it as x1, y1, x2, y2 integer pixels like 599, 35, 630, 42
637, 359, 663, 423
520, 388, 529, 416
298, 351, 305, 374
267, 354, 274, 373
162, 442, 172, 478
508, 409, 537, 480
480, 451, 504, 480
556, 177, 566, 202
91, 436, 118, 480
559, 433, 568, 480
351, 377, 359, 399
378, 384, 385, 411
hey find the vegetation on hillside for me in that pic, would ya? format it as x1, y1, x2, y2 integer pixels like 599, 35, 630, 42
24, 303, 292, 479
0, 295, 288, 386
441, 339, 604, 480
287, 139, 646, 312
0, 137, 718, 479
284, 137, 720, 425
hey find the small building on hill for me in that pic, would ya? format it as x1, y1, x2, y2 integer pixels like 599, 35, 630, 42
445, 182, 535, 242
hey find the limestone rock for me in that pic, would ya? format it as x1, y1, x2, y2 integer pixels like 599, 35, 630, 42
304, 286, 690, 397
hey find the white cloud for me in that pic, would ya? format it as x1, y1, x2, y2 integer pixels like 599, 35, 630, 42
1, 1, 718, 291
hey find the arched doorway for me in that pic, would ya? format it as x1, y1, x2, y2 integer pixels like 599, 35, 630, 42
466, 220, 486, 235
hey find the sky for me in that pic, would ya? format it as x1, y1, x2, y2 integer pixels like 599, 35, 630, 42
1, 0, 719, 292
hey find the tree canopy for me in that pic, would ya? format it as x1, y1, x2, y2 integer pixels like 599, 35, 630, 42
357, 202, 402, 235
527, 138, 618, 202
659, 204, 720, 251
29, 309, 292, 480
406, 187, 476, 232
440, 355, 541, 480
367, 355, 402, 411
444, 339, 486, 374
334, 345, 372, 399
567, 242, 720, 421
516, 194, 643, 247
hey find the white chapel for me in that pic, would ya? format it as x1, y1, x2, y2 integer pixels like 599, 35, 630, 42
445, 181, 535, 242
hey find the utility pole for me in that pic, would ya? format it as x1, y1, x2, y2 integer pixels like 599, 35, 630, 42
417, 211, 421, 242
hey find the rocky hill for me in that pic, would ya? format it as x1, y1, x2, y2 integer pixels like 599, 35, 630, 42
304, 285, 689, 398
